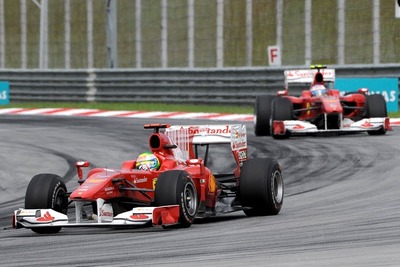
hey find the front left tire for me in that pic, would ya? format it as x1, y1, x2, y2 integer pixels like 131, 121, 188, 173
254, 95, 276, 136
271, 97, 293, 139
25, 173, 68, 234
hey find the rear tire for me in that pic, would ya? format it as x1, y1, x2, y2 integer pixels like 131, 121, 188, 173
365, 94, 387, 135
254, 95, 275, 136
155, 170, 198, 227
240, 158, 284, 216
25, 174, 68, 234
271, 97, 293, 139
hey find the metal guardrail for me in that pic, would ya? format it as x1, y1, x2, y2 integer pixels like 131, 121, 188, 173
0, 64, 399, 105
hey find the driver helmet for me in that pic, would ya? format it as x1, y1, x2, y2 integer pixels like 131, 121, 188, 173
135, 152, 160, 171
310, 84, 327, 96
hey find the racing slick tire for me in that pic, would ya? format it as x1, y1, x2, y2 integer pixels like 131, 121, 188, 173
239, 158, 284, 216
154, 170, 198, 228
365, 94, 387, 135
254, 95, 276, 136
271, 97, 293, 139
25, 173, 68, 234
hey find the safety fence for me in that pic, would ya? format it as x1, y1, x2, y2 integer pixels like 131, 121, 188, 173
0, 64, 399, 106
1, 1, 400, 69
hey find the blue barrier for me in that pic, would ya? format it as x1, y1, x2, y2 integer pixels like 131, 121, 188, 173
0, 81, 9, 105
336, 78, 399, 112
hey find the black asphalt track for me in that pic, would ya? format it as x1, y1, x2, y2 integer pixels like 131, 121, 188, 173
1, 115, 399, 266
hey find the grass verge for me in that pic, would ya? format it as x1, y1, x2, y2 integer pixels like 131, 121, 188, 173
0, 102, 254, 114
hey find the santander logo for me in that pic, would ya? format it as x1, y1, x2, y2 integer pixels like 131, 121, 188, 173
188, 125, 230, 135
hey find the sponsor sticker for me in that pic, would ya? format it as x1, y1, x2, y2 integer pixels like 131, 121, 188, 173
134, 177, 148, 184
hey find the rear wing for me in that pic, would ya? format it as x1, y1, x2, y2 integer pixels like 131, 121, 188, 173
166, 124, 247, 160
284, 69, 335, 89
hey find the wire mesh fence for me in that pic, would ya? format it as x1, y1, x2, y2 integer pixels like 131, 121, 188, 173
1, 0, 400, 69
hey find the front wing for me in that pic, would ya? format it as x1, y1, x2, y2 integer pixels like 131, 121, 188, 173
272, 117, 391, 136
13, 205, 180, 230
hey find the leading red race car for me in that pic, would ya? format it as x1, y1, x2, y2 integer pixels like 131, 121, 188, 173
254, 65, 391, 139
13, 123, 284, 234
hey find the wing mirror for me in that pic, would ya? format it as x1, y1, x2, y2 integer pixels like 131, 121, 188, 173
358, 88, 369, 94
76, 161, 90, 181
277, 90, 288, 96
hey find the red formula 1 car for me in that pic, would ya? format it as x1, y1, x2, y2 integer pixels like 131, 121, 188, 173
13, 123, 284, 234
254, 66, 391, 139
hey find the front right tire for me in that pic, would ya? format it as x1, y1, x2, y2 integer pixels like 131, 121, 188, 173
239, 158, 284, 216
155, 170, 198, 227
365, 94, 387, 135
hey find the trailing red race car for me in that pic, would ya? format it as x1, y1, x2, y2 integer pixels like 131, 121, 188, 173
13, 123, 284, 234
254, 65, 391, 139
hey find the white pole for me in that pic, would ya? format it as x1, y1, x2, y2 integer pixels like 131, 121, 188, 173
87, 0, 93, 68
396, 0, 400, 18
188, 0, 195, 68
106, 0, 118, 68
245, 0, 252, 66
0, 0, 5, 68
161, 0, 168, 68
372, 0, 380, 64
216, 0, 224, 68
38, 0, 43, 68
21, 0, 27, 68
304, 0, 312, 66
43, 0, 48, 68
135, 0, 142, 68
276, 0, 283, 57
38, 0, 48, 69
65, 0, 70, 68
337, 0, 345, 64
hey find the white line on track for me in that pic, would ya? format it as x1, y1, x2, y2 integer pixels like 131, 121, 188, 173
0, 108, 399, 125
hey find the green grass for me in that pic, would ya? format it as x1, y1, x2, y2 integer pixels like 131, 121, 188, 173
1, 102, 253, 114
